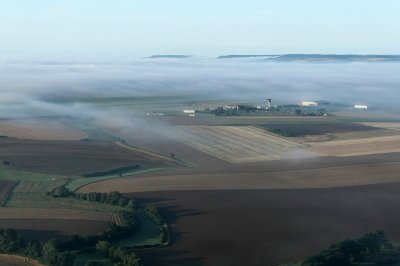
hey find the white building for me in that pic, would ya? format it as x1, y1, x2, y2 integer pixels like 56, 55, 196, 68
183, 110, 196, 114
354, 105, 368, 110
302, 101, 318, 107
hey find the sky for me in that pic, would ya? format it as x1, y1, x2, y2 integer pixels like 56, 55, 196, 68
1, 0, 400, 58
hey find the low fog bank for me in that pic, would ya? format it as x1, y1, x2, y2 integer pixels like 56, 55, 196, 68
1, 58, 400, 120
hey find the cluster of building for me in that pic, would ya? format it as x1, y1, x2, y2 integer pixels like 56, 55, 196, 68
182, 98, 368, 117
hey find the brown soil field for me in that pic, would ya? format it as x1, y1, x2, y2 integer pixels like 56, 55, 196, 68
261, 122, 376, 137
82, 153, 400, 192
308, 135, 400, 156
131, 184, 400, 266
0, 218, 109, 241
0, 181, 16, 206
0, 138, 175, 175
0, 254, 43, 266
0, 120, 87, 140
176, 126, 315, 163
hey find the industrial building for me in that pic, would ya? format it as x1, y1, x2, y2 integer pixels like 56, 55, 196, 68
301, 101, 318, 107
354, 105, 368, 110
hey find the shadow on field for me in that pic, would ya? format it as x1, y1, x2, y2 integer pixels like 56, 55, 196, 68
137, 249, 205, 266
16, 229, 67, 241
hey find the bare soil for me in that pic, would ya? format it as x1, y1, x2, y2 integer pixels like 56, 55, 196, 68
0, 138, 175, 175
83, 153, 400, 192
131, 184, 400, 266
0, 218, 109, 241
0, 254, 43, 266
261, 122, 376, 137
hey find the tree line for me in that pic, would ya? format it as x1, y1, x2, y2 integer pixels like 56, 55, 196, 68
50, 188, 138, 209
81, 165, 140, 177
303, 231, 393, 266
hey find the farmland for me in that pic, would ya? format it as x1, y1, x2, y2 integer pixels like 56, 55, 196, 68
360, 122, 400, 131
0, 180, 17, 206
0, 119, 87, 141
176, 126, 315, 163
133, 183, 400, 266
2, 96, 400, 266
261, 122, 377, 137
308, 135, 400, 156
0, 138, 175, 175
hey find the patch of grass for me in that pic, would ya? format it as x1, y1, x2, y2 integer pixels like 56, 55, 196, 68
66, 168, 169, 192
114, 212, 162, 247
0, 167, 64, 183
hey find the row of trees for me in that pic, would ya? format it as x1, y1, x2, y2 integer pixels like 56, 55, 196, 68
144, 204, 164, 225
50, 188, 138, 209
144, 204, 168, 244
303, 231, 392, 266
96, 240, 142, 266
81, 165, 140, 177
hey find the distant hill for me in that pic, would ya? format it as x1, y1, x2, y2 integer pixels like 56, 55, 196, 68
217, 55, 277, 59
147, 55, 192, 59
218, 54, 400, 62
274, 54, 400, 62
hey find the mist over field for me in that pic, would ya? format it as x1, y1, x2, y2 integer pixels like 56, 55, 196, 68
1, 58, 400, 119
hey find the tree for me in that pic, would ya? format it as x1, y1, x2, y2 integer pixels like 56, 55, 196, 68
24, 240, 42, 257
2, 161, 10, 166
96, 240, 110, 254
127, 199, 138, 210
42, 239, 73, 266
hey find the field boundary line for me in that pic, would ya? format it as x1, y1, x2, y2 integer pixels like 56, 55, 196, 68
115, 141, 187, 166
0, 181, 19, 207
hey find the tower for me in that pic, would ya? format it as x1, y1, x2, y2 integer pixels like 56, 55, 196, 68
267, 99, 272, 109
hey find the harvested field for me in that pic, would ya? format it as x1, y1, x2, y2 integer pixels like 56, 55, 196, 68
176, 126, 316, 163
133, 184, 400, 266
0, 254, 43, 266
0, 180, 17, 206
261, 122, 376, 137
83, 155, 400, 192
360, 122, 400, 131
0, 138, 174, 175
308, 135, 400, 156
0, 119, 87, 140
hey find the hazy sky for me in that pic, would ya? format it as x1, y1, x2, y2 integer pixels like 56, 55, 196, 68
1, 0, 399, 58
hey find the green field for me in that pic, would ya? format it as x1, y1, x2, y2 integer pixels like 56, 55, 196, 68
66, 167, 169, 192
114, 212, 162, 247
0, 167, 121, 211
0, 167, 64, 183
